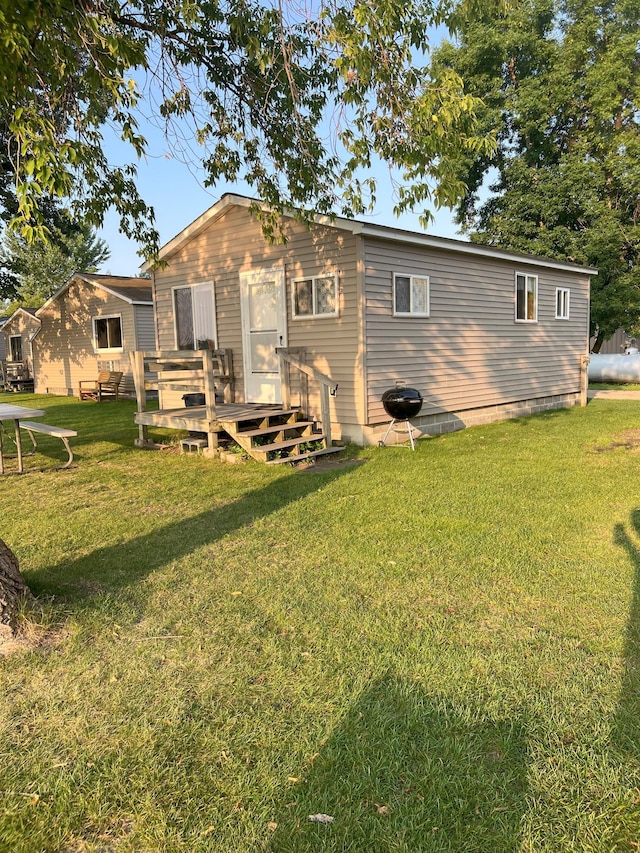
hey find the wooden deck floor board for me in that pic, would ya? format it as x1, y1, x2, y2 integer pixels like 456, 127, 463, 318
134, 403, 302, 431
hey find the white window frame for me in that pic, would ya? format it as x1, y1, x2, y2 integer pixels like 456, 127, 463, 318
393, 273, 430, 317
515, 272, 538, 323
92, 314, 124, 353
172, 282, 218, 350
9, 335, 22, 362
555, 287, 570, 320
291, 273, 339, 319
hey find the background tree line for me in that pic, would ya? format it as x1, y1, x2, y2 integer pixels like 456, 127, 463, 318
0, 0, 638, 342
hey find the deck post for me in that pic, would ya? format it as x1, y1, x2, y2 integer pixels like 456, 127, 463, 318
279, 350, 291, 410
298, 348, 309, 414
130, 350, 149, 447
580, 353, 590, 407
320, 384, 333, 447
202, 348, 219, 456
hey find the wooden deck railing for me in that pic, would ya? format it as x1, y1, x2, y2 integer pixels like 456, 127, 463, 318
1, 360, 33, 391
129, 348, 233, 449
277, 347, 338, 446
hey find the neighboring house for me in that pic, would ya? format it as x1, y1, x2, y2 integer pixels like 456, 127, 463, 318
0, 317, 8, 361
33, 274, 154, 397
591, 328, 636, 355
2, 307, 41, 382
145, 193, 596, 446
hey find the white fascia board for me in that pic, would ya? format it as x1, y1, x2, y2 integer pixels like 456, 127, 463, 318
148, 193, 598, 277
36, 275, 152, 315
4, 308, 42, 330
35, 276, 77, 317
143, 194, 253, 270
327, 220, 598, 276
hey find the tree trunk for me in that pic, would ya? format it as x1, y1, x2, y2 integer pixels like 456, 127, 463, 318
0, 538, 32, 640
592, 330, 604, 353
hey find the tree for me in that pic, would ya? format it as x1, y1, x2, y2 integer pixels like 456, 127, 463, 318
0, 0, 495, 260
0, 538, 31, 644
0, 215, 110, 309
428, 0, 640, 349
0, 112, 89, 301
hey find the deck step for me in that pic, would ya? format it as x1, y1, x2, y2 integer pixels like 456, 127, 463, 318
266, 446, 344, 465
219, 408, 301, 428
248, 434, 327, 454
233, 420, 315, 439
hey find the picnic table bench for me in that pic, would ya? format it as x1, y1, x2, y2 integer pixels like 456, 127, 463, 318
20, 421, 78, 468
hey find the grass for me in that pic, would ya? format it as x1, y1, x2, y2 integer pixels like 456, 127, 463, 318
590, 382, 640, 391
2, 392, 640, 851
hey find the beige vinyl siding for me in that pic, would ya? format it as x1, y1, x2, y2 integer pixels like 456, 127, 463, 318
33, 281, 140, 396
364, 238, 590, 424
2, 312, 40, 376
153, 206, 362, 432
134, 305, 156, 350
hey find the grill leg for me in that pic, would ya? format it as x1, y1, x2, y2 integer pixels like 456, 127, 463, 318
379, 418, 418, 449
378, 419, 397, 447
406, 419, 416, 451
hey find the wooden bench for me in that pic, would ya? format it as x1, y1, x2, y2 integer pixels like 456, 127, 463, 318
20, 421, 78, 468
79, 370, 123, 401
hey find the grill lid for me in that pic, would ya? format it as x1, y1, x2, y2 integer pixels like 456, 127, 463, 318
381, 387, 423, 419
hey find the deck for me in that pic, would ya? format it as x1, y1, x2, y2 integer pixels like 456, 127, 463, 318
134, 403, 295, 433
130, 349, 341, 463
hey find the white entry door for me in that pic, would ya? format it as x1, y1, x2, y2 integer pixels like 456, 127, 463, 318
239, 266, 287, 403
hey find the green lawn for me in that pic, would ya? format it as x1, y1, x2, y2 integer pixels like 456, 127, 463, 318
2, 392, 640, 852
590, 382, 640, 391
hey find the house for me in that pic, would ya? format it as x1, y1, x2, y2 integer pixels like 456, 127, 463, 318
0, 317, 7, 362
590, 328, 636, 355
138, 193, 595, 452
32, 273, 154, 397
1, 307, 40, 389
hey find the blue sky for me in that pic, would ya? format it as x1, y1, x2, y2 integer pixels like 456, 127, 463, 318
96, 128, 466, 277
93, 13, 468, 276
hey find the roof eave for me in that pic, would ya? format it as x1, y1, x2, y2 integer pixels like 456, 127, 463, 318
341, 223, 598, 276
3, 307, 42, 329
149, 193, 598, 277
35, 276, 76, 317
142, 194, 253, 270
36, 273, 152, 315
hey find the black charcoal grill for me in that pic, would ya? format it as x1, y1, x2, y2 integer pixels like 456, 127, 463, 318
378, 387, 423, 450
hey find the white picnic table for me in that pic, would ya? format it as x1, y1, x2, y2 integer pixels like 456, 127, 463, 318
0, 403, 45, 474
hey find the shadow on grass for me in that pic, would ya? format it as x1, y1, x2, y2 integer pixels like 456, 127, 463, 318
612, 509, 640, 757
268, 673, 528, 852
27, 461, 357, 602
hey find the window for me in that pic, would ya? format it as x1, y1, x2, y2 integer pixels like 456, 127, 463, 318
556, 287, 570, 319
93, 316, 123, 351
515, 273, 538, 322
393, 274, 430, 317
292, 275, 338, 318
173, 282, 217, 349
9, 335, 22, 362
